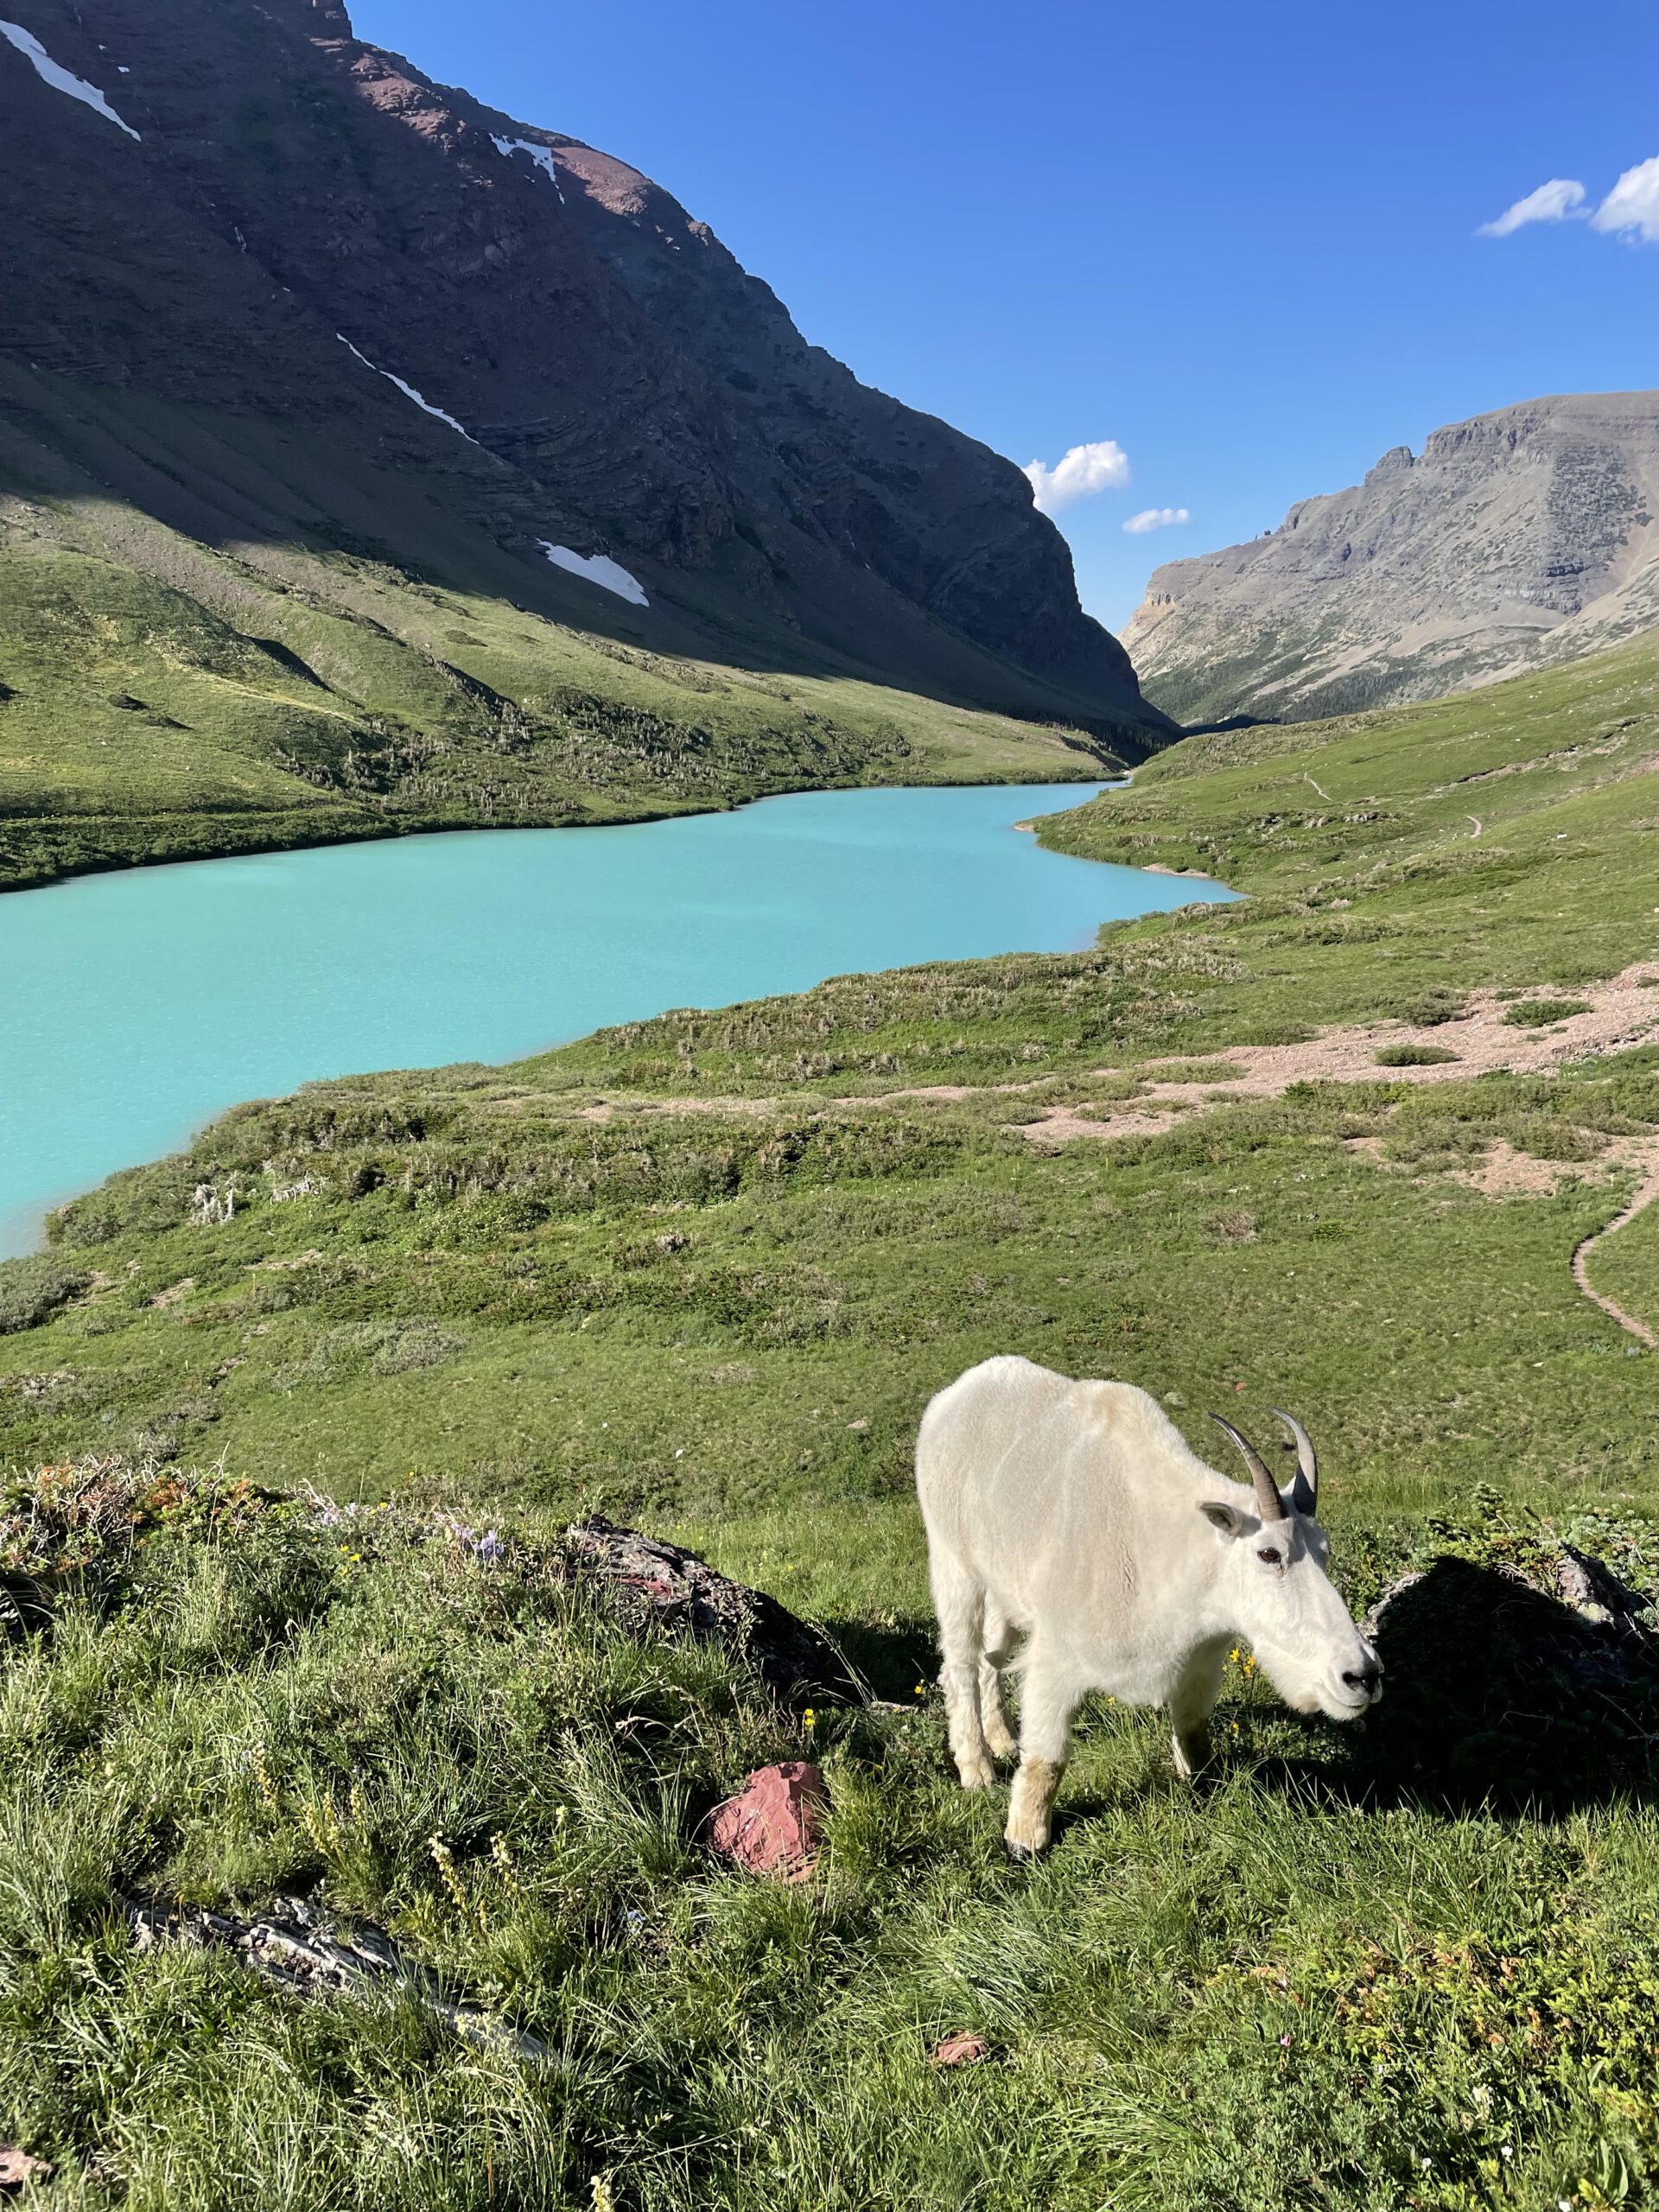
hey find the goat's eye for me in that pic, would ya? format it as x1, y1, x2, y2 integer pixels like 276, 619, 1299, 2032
1256, 1546, 1282, 1565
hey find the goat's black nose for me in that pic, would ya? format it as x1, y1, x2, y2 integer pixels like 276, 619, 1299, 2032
1343, 1660, 1382, 1694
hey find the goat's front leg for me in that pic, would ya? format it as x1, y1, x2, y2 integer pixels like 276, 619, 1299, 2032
1168, 1643, 1226, 1781
1005, 1639, 1079, 1859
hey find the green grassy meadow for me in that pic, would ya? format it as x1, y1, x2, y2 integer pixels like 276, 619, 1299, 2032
2, 629, 1658, 2206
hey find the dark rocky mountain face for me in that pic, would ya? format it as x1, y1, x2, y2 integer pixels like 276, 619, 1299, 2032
1124, 391, 1659, 727
0, 0, 1167, 744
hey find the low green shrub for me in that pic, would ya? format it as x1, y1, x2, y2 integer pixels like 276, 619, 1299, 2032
0, 1253, 88, 1335
1509, 1117, 1609, 1163
1399, 988, 1466, 1027
1502, 998, 1593, 1027
1374, 1043, 1459, 1066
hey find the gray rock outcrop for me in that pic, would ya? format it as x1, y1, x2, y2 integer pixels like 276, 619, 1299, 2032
1124, 391, 1659, 725
563, 1516, 857, 1702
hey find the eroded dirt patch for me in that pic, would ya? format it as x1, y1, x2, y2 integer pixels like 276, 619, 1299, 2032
1570, 1144, 1659, 1349
1457, 1142, 1590, 1199
1015, 963, 1659, 1147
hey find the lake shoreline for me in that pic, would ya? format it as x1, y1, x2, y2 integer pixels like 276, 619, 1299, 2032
0, 780, 1235, 1257
0, 760, 1115, 900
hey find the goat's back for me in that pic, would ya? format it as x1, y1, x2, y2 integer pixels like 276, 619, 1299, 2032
917, 1357, 1192, 1621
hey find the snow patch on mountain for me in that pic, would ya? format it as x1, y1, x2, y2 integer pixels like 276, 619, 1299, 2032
491, 134, 565, 203
0, 19, 141, 138
334, 334, 479, 444
538, 543, 649, 607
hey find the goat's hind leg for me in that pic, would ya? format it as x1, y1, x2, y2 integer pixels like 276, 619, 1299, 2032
1006, 1636, 1080, 1859
978, 1600, 1019, 1763
930, 1544, 996, 1790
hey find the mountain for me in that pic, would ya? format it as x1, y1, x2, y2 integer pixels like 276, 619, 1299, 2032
0, 0, 1172, 888
1123, 391, 1659, 726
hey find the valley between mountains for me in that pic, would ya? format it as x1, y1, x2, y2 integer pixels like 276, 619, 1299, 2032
10, 623, 1657, 1497
4, 2, 1659, 2206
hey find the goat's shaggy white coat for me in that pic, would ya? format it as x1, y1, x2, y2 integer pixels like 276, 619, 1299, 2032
916, 1356, 1381, 1854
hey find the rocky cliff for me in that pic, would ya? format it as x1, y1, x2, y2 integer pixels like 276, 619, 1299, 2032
1123, 392, 1659, 725
0, 0, 1167, 746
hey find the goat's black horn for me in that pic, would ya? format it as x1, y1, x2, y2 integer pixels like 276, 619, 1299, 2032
1210, 1414, 1286, 1525
1269, 1408, 1319, 1516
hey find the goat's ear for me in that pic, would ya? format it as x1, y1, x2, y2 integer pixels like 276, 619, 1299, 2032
1199, 1501, 1249, 1539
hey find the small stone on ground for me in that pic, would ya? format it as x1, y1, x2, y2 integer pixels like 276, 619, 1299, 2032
708, 1760, 828, 1877
0, 2145, 53, 2190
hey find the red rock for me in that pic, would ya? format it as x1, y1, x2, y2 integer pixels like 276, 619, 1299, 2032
708, 1761, 828, 1878
931, 2032, 990, 2069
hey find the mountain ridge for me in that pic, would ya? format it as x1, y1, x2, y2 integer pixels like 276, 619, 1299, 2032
0, 0, 1168, 747
1123, 389, 1659, 725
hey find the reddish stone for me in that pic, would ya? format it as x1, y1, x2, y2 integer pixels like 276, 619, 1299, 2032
708, 1761, 828, 1878
931, 2032, 990, 2069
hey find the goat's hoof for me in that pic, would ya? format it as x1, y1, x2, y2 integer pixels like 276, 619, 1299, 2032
957, 1759, 997, 1792
1003, 1834, 1045, 1863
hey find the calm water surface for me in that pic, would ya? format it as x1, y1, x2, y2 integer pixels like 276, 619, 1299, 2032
0, 783, 1236, 1252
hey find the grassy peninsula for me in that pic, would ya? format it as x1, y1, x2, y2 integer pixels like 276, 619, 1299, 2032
2, 628, 1658, 2208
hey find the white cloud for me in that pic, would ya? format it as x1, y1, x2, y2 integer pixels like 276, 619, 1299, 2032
1478, 160, 1659, 246
1476, 178, 1586, 237
1592, 156, 1659, 242
1122, 506, 1190, 535
1023, 440, 1130, 516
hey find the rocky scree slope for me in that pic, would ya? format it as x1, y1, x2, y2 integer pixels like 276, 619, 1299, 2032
0, 0, 1166, 749
1124, 391, 1659, 726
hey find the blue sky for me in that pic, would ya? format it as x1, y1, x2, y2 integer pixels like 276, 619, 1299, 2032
354, 0, 1659, 632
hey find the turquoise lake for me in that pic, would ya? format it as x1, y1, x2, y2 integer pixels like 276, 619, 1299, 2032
0, 782, 1237, 1254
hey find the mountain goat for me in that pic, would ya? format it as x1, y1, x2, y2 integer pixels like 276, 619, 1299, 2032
916, 1356, 1382, 1856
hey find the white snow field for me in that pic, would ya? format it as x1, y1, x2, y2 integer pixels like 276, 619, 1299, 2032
1, 19, 141, 138
538, 543, 651, 607
334, 334, 480, 444
491, 134, 566, 202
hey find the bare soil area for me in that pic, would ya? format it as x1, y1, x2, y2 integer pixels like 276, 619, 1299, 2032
1016, 963, 1659, 1148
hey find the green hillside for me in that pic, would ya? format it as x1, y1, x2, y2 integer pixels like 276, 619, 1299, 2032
0, 372, 1140, 893
1039, 623, 1659, 1030
3, 627, 1657, 2207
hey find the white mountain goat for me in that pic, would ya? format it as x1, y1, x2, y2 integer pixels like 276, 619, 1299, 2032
916, 1356, 1382, 1856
